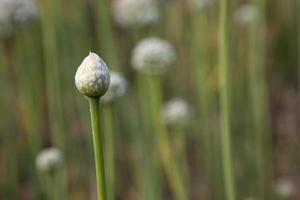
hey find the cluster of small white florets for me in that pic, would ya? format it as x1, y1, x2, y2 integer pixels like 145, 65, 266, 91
162, 98, 193, 127
75, 52, 110, 98
112, 0, 160, 28
234, 4, 259, 25
0, 0, 39, 36
131, 37, 176, 75
35, 147, 63, 173
275, 178, 295, 199
103, 71, 128, 103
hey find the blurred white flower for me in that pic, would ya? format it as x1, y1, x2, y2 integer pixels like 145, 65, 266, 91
275, 178, 295, 199
75, 52, 110, 98
112, 0, 160, 28
36, 147, 63, 173
189, 0, 214, 11
132, 37, 176, 75
0, 0, 39, 36
103, 71, 128, 103
162, 98, 193, 127
234, 4, 259, 25
13, 0, 39, 25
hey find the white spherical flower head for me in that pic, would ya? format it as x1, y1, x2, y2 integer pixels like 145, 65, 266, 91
234, 4, 259, 25
112, 0, 160, 28
0, 0, 39, 36
189, 0, 214, 11
162, 98, 193, 127
103, 71, 128, 103
13, 0, 39, 25
132, 37, 176, 75
75, 52, 110, 98
275, 178, 295, 198
36, 148, 63, 173
0, 0, 14, 36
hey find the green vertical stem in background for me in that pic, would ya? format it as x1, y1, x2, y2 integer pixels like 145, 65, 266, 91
137, 74, 162, 200
103, 106, 115, 200
218, 0, 236, 200
191, 9, 223, 199
15, 28, 43, 155
94, 0, 119, 70
172, 127, 189, 187
88, 97, 107, 200
2, 38, 21, 199
247, 0, 271, 198
40, 0, 65, 149
147, 76, 188, 200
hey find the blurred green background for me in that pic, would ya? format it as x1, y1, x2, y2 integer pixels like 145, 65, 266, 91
0, 0, 299, 199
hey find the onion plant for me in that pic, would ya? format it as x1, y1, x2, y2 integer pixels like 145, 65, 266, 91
75, 52, 110, 200
218, 0, 236, 199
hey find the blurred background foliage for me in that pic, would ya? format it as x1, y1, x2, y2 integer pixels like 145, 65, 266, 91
0, 0, 300, 199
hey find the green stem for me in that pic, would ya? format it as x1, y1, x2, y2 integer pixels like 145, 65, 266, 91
148, 76, 188, 200
218, 0, 236, 200
88, 97, 107, 200
172, 128, 189, 187
191, 9, 224, 199
137, 74, 162, 200
103, 106, 115, 200
247, 0, 270, 198
41, 0, 65, 150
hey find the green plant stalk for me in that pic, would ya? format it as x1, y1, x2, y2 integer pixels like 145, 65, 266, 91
137, 74, 162, 200
218, 0, 236, 200
247, 1, 270, 198
3, 136, 19, 199
94, 0, 119, 70
147, 76, 188, 200
88, 97, 107, 200
2, 38, 21, 199
103, 106, 115, 200
191, 10, 224, 199
15, 28, 43, 155
172, 127, 189, 186
41, 0, 65, 150
44, 174, 58, 200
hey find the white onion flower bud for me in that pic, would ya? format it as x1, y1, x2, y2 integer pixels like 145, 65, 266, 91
75, 52, 110, 98
0, 0, 39, 36
112, 0, 160, 28
36, 148, 63, 173
275, 178, 295, 199
234, 4, 259, 25
103, 71, 128, 103
131, 37, 176, 75
162, 98, 193, 127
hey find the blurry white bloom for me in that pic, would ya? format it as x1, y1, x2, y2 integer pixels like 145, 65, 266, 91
13, 0, 39, 25
0, 0, 39, 36
103, 71, 128, 103
75, 52, 110, 98
132, 37, 176, 75
112, 0, 160, 28
162, 98, 193, 127
234, 4, 259, 25
0, 0, 13, 36
36, 148, 63, 173
275, 178, 295, 199
189, 0, 214, 11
